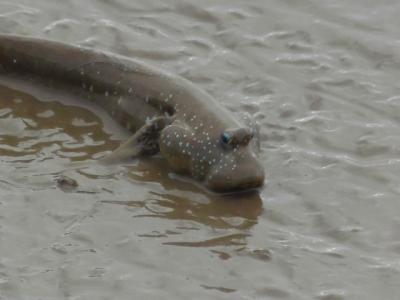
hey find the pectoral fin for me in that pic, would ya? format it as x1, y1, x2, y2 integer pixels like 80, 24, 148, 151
101, 116, 173, 164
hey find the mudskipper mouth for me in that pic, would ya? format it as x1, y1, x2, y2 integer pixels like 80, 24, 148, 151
238, 179, 264, 190
205, 160, 265, 193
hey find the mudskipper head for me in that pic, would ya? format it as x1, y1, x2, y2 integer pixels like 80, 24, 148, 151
205, 127, 264, 192
159, 123, 265, 193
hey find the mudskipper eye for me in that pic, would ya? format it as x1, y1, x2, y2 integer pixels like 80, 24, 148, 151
221, 132, 231, 144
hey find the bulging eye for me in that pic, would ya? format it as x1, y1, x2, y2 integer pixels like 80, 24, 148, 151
221, 132, 231, 144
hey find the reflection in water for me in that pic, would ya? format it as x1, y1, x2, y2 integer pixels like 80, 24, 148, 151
103, 182, 264, 255
105, 157, 264, 252
105, 188, 262, 231
163, 233, 249, 247
0, 84, 120, 162
125, 157, 263, 230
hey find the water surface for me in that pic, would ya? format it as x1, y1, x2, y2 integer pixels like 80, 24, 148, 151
0, 1, 400, 299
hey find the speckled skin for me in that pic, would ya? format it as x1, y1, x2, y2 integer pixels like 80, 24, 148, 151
0, 34, 264, 192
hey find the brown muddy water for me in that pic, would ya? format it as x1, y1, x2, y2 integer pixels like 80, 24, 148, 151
1, 1, 400, 299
